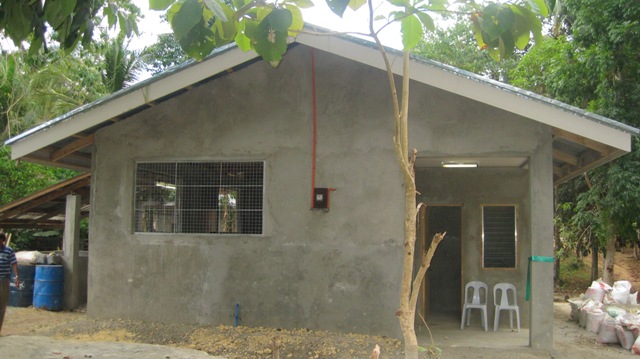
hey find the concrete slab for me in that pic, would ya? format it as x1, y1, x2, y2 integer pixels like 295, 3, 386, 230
418, 314, 528, 349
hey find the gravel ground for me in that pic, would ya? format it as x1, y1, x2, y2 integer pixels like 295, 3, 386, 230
42, 319, 404, 358
0, 303, 636, 359
2, 306, 403, 358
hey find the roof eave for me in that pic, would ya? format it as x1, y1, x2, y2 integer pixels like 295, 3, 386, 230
6, 44, 260, 160
294, 32, 639, 152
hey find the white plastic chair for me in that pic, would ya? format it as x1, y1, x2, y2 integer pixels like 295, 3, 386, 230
460, 281, 488, 331
493, 283, 520, 332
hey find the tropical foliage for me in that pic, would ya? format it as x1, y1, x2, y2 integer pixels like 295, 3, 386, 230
141, 32, 190, 75
510, 0, 640, 284
420, 0, 640, 285
0, 0, 140, 53
149, 0, 548, 63
415, 11, 521, 82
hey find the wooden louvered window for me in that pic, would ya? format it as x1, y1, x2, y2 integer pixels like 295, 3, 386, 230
482, 205, 517, 269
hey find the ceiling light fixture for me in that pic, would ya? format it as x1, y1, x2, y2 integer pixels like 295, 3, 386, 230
156, 181, 177, 189
441, 161, 478, 168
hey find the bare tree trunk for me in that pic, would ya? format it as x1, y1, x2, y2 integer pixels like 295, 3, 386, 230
603, 234, 616, 285
365, 4, 446, 357
370, 344, 380, 359
591, 245, 599, 282
271, 336, 280, 359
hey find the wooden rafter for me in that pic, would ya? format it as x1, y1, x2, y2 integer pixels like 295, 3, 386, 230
552, 149, 579, 167
0, 173, 91, 220
553, 128, 613, 155
0, 220, 66, 229
49, 133, 95, 162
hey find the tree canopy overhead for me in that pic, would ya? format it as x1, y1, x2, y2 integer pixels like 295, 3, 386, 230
0, 0, 140, 53
149, 0, 550, 64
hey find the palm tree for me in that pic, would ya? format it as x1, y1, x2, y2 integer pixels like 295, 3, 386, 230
101, 35, 144, 92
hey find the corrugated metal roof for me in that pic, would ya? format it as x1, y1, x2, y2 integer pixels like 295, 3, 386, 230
4, 27, 638, 185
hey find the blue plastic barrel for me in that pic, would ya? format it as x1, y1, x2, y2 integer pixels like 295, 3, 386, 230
9, 264, 36, 307
33, 265, 64, 311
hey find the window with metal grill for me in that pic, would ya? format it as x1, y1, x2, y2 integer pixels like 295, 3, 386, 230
482, 205, 517, 268
134, 161, 264, 234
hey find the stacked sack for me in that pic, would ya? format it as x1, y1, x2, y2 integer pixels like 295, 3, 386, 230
568, 280, 640, 354
15, 250, 46, 265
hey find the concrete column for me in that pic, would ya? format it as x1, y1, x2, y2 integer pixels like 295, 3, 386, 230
528, 128, 554, 351
63, 193, 82, 310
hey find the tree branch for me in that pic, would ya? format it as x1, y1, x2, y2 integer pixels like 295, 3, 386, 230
409, 232, 446, 309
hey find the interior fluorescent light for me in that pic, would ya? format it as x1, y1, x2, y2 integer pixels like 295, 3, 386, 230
441, 161, 478, 168
156, 181, 176, 189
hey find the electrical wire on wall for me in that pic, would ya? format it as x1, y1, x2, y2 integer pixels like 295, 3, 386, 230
311, 48, 318, 209
310, 49, 335, 211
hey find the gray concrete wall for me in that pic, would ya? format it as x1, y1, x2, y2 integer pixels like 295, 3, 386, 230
87, 44, 553, 337
89, 46, 404, 336
528, 126, 554, 349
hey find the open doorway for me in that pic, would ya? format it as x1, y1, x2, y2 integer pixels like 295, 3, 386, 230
419, 205, 462, 322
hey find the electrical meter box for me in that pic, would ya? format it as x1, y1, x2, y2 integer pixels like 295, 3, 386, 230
313, 188, 329, 209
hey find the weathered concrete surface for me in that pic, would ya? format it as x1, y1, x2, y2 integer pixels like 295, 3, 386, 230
86, 43, 555, 341
89, 45, 405, 337
0, 336, 218, 359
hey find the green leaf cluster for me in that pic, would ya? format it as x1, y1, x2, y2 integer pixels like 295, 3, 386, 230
150, 0, 548, 66
512, 0, 640, 263
470, 1, 545, 60
151, 0, 306, 65
140, 33, 191, 75
0, 146, 77, 207
414, 12, 520, 82
0, 0, 141, 53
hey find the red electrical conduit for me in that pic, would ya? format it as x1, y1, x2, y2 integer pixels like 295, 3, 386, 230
310, 50, 336, 209
311, 48, 317, 208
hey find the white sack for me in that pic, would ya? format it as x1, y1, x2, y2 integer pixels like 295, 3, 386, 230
15, 251, 45, 265
612, 281, 632, 305
598, 317, 620, 344
632, 335, 640, 354
617, 325, 635, 350
586, 310, 605, 333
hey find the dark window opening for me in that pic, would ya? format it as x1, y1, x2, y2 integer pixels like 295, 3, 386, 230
134, 161, 263, 235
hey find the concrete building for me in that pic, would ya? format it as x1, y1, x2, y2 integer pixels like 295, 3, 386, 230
5, 32, 638, 351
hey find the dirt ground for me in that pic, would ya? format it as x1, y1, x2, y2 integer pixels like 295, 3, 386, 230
1, 252, 639, 359
2, 301, 635, 358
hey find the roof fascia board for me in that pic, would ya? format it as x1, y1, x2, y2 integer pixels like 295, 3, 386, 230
295, 33, 635, 151
9, 47, 260, 160
414, 69, 632, 151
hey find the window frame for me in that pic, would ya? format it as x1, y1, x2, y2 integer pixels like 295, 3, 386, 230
133, 160, 265, 236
